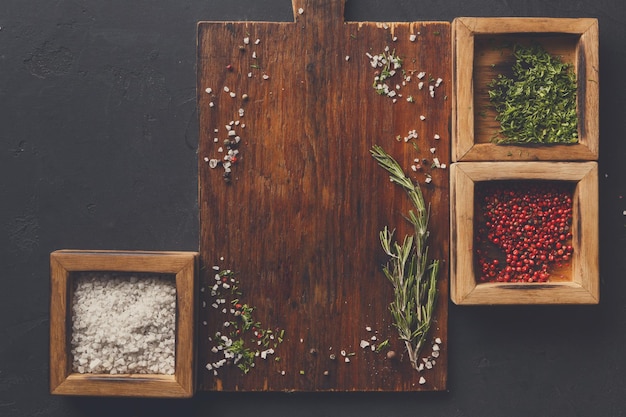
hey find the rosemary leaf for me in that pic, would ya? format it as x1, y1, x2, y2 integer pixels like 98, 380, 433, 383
370, 145, 439, 371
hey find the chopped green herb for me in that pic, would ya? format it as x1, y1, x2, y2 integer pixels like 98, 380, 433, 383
488, 43, 578, 145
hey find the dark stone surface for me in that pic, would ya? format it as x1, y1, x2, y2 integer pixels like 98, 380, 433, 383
1, 0, 625, 416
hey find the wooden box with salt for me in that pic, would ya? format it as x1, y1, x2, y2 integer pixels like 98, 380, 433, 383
452, 17, 599, 162
49, 250, 198, 397
450, 162, 598, 305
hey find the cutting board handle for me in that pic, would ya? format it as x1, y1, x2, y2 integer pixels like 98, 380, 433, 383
291, 0, 346, 26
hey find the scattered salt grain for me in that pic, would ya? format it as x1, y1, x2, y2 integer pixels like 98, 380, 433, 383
298, 7, 304, 14
205, 87, 213, 94
419, 376, 426, 385
409, 34, 417, 42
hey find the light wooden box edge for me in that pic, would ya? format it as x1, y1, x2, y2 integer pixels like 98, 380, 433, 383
49, 250, 198, 398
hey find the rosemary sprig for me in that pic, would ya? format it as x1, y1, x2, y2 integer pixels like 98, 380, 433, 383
488, 42, 578, 145
370, 145, 439, 371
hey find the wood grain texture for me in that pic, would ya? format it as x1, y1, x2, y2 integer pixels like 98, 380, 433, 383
452, 17, 599, 162
450, 162, 599, 305
198, 0, 450, 391
49, 250, 198, 397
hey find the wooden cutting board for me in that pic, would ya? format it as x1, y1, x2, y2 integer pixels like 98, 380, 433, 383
197, 0, 450, 391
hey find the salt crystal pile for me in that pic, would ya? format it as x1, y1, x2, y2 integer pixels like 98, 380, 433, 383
71, 273, 177, 375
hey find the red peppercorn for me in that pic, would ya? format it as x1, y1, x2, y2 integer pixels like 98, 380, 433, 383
475, 181, 574, 283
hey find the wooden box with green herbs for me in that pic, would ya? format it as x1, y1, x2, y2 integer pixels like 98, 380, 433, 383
452, 17, 598, 162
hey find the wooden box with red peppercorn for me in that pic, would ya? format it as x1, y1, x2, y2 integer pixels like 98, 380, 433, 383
452, 17, 599, 162
450, 162, 598, 305
49, 250, 198, 397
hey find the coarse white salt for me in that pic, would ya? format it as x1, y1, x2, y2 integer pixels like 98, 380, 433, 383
434, 134, 440, 140
243, 37, 250, 45
205, 87, 212, 94
420, 115, 426, 121
255, 38, 261, 45
419, 376, 426, 384
209, 102, 214, 108
262, 74, 270, 80
298, 7, 304, 14
417, 71, 426, 79
409, 34, 417, 42
71, 272, 176, 375
360, 340, 370, 349
223, 86, 229, 92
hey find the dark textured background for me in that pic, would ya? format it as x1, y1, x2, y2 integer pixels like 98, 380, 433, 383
1, 0, 625, 416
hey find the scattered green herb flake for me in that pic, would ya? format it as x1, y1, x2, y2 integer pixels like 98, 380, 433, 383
488, 43, 578, 145
375, 339, 390, 352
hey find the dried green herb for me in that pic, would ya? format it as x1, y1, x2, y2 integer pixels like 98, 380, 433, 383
488, 43, 578, 145
370, 145, 439, 371
208, 269, 284, 375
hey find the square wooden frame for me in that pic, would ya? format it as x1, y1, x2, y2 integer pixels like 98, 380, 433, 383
450, 162, 599, 305
50, 250, 198, 397
452, 17, 599, 162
